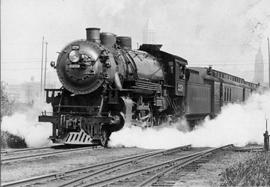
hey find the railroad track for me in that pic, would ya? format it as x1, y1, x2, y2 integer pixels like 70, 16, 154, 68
1, 144, 94, 156
2, 145, 192, 187
63, 144, 233, 187
233, 146, 263, 152
1, 146, 53, 155
137, 144, 233, 187
1, 145, 100, 164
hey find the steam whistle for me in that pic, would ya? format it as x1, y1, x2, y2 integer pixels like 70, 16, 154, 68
264, 119, 269, 151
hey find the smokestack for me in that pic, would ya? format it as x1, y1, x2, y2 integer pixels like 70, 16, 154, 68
86, 28, 100, 43
116, 36, 132, 50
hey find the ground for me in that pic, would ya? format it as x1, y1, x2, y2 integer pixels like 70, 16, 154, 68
174, 150, 269, 186
1, 146, 152, 183
1, 146, 269, 186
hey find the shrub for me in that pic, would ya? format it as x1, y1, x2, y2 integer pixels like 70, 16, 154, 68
1, 131, 27, 148
220, 152, 270, 186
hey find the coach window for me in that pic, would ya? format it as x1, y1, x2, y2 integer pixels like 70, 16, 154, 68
227, 88, 229, 101
226, 88, 229, 101
227, 88, 228, 101
168, 61, 174, 74
225, 88, 226, 101
223, 88, 225, 101
224, 88, 226, 101
229, 88, 231, 101
228, 88, 230, 101
224, 88, 227, 101
179, 65, 185, 79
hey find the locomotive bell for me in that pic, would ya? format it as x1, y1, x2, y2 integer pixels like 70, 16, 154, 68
56, 40, 105, 94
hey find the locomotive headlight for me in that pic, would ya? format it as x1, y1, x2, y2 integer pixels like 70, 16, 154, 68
68, 50, 80, 63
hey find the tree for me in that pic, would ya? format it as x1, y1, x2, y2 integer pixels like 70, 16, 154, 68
1, 82, 26, 148
1, 82, 14, 119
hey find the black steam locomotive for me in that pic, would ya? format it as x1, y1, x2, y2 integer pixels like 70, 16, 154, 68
39, 28, 258, 147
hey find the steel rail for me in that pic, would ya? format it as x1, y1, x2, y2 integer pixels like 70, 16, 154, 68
233, 146, 263, 152
59, 144, 191, 187
79, 144, 233, 187
79, 151, 203, 187
1, 146, 97, 163
2, 149, 162, 187
137, 144, 233, 187
0, 144, 80, 155
138, 154, 206, 187
1, 146, 52, 155
2, 145, 191, 187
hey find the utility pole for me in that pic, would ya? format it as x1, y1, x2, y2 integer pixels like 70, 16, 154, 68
40, 36, 44, 94
267, 38, 270, 88
43, 42, 48, 90
264, 118, 269, 151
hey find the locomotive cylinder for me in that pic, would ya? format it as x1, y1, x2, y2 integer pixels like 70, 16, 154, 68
86, 28, 101, 43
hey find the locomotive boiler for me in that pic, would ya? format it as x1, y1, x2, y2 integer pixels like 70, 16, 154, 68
39, 27, 258, 147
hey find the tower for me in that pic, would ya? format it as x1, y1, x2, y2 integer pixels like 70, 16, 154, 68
143, 18, 156, 44
254, 47, 264, 84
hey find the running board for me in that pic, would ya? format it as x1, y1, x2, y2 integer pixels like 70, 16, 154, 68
64, 130, 93, 145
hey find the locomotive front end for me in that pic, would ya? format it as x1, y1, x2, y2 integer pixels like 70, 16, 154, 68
39, 28, 125, 147
56, 29, 114, 95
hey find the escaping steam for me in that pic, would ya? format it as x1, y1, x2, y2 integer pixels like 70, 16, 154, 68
109, 90, 270, 149
1, 98, 52, 148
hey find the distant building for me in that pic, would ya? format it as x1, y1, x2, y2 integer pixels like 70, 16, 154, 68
253, 47, 264, 84
6, 81, 40, 104
143, 18, 156, 44
6, 84, 23, 103
5, 71, 61, 105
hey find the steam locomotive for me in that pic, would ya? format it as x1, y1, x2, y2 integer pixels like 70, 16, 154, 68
39, 27, 258, 147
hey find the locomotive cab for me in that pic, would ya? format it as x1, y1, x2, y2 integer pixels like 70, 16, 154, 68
139, 44, 188, 118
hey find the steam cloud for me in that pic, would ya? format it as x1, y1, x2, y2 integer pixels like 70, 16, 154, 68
109, 90, 270, 149
1, 99, 52, 148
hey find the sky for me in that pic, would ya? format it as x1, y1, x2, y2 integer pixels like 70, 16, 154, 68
1, 0, 270, 85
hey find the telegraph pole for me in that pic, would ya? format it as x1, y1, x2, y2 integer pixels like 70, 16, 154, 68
40, 36, 44, 93
44, 42, 48, 90
268, 37, 270, 88
264, 118, 269, 151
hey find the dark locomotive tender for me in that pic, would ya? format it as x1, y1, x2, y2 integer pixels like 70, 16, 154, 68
39, 27, 258, 147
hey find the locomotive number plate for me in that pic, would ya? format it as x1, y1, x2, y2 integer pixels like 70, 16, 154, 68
177, 83, 184, 92
69, 64, 80, 68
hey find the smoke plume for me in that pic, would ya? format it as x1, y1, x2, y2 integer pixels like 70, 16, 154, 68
1, 98, 52, 148
109, 90, 270, 149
